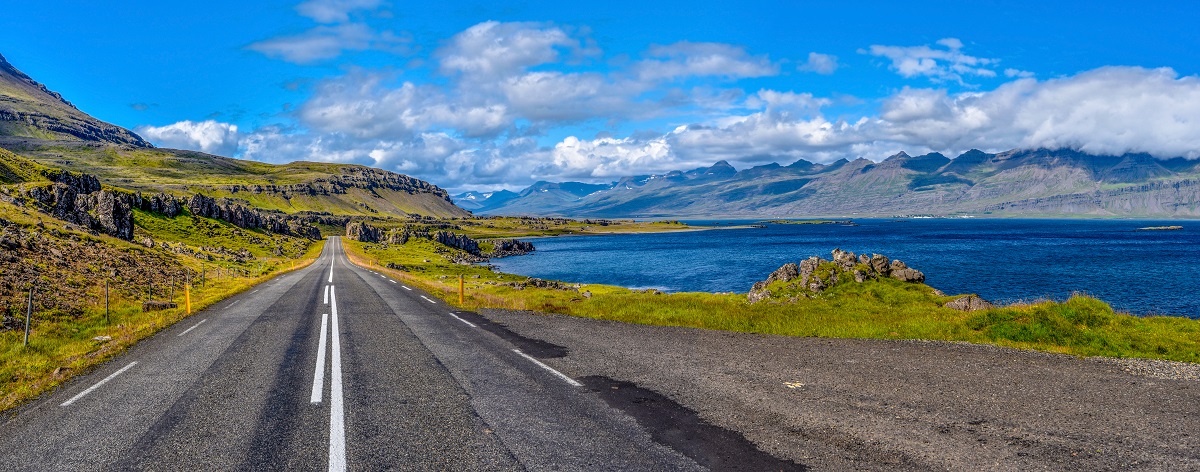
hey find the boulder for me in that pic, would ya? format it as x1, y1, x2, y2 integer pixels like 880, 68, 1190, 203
831, 248, 857, 270
747, 288, 772, 303
346, 221, 381, 242
767, 263, 799, 284
891, 268, 925, 283
945, 295, 994, 311
870, 254, 891, 275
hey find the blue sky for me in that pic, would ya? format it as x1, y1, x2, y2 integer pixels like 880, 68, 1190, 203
3, 1, 1200, 191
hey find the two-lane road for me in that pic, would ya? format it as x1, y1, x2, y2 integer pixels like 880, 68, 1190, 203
0, 238, 715, 470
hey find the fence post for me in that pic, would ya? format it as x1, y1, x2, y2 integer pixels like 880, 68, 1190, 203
23, 286, 34, 347
105, 279, 110, 325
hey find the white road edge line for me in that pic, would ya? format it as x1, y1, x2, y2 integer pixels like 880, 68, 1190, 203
389, 280, 396, 284
512, 350, 582, 387
420, 295, 436, 304
61, 361, 138, 406
324, 285, 330, 305
177, 319, 208, 337
329, 285, 347, 471
401, 286, 411, 291
226, 300, 239, 309
448, 312, 477, 328
310, 312, 329, 404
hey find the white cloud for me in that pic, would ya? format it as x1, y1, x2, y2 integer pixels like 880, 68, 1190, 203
798, 52, 838, 75
437, 21, 583, 79
297, 71, 512, 139
1004, 68, 1035, 78
296, 0, 384, 23
870, 66, 1200, 158
550, 135, 688, 178
247, 23, 407, 63
137, 120, 240, 156
634, 42, 778, 81
864, 38, 998, 83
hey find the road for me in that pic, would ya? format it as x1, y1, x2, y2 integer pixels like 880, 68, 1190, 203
4, 236, 1197, 471
0, 237, 766, 471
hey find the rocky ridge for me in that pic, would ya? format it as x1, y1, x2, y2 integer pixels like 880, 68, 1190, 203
345, 220, 535, 262
0, 53, 151, 147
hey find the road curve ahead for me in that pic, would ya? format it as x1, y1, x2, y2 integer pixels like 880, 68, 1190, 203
0, 237, 789, 471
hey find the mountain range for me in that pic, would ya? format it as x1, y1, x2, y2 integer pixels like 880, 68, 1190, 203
455, 149, 1200, 218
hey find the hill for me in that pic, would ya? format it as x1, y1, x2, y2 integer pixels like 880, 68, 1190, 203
469, 149, 1200, 218
0, 53, 150, 146
0, 53, 467, 220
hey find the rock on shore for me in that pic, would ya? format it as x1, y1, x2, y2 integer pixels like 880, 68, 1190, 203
748, 249, 926, 303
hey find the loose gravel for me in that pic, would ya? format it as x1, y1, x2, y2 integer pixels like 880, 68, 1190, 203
483, 309, 1200, 471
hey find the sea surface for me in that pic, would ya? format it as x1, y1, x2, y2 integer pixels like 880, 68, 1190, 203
490, 219, 1200, 319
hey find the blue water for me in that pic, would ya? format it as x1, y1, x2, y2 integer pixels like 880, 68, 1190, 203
490, 219, 1200, 319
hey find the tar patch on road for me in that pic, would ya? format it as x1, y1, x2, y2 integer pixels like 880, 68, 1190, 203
581, 376, 807, 472
454, 311, 568, 358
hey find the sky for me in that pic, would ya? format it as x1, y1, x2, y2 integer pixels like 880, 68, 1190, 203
3, 1, 1200, 192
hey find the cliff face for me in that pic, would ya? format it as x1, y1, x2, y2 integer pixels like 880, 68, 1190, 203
223, 166, 455, 204
0, 53, 151, 147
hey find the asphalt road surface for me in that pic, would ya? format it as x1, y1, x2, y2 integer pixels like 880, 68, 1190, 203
0, 238, 723, 471
2, 236, 1196, 471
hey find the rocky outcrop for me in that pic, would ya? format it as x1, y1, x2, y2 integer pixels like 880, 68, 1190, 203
23, 175, 133, 240
221, 166, 459, 208
945, 295, 994, 311
487, 239, 535, 257
346, 221, 381, 243
433, 231, 480, 254
748, 249, 925, 303
188, 194, 321, 239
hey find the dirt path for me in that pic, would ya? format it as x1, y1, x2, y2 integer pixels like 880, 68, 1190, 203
483, 309, 1200, 471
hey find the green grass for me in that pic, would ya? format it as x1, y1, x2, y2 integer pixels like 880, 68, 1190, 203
343, 237, 1200, 364
0, 194, 325, 412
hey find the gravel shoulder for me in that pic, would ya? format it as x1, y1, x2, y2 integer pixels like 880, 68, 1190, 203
482, 309, 1200, 471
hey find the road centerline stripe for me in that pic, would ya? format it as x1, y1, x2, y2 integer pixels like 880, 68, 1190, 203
329, 285, 347, 471
61, 362, 138, 406
512, 350, 582, 387
176, 319, 207, 337
448, 312, 478, 328
420, 295, 437, 304
311, 312, 329, 404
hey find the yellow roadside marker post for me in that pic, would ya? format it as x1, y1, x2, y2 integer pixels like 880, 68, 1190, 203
459, 274, 465, 305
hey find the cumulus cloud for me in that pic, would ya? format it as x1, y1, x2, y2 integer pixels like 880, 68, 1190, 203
247, 23, 407, 63
549, 65, 1200, 180
864, 38, 998, 83
233, 18, 1200, 192
798, 52, 838, 75
296, 0, 385, 23
437, 21, 584, 78
634, 42, 778, 81
137, 120, 240, 156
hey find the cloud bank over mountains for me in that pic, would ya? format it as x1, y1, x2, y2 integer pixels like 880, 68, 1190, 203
141, 3, 1200, 191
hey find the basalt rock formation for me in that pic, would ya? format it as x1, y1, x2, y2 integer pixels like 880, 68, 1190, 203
748, 249, 926, 303
188, 194, 321, 240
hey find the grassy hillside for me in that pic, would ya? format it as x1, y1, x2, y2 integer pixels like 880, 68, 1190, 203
0, 191, 323, 412
0, 140, 469, 219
